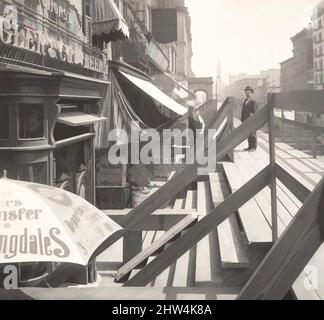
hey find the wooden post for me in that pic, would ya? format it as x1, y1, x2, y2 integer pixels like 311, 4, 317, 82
123, 231, 143, 265
268, 94, 278, 243
228, 103, 234, 162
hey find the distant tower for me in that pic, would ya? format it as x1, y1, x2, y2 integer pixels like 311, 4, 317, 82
215, 61, 222, 100
216, 60, 222, 81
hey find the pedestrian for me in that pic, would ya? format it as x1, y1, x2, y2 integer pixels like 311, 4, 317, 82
241, 86, 257, 151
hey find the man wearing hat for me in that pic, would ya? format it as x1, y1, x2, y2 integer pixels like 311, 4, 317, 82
241, 86, 257, 151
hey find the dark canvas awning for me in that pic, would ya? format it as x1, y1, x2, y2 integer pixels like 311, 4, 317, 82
118, 71, 188, 116
92, 0, 129, 42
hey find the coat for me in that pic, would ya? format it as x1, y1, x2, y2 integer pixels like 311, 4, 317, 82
241, 98, 257, 122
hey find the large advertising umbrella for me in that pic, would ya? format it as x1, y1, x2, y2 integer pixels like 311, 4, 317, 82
0, 174, 122, 266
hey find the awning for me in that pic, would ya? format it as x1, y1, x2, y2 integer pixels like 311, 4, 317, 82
92, 0, 129, 42
118, 71, 188, 116
57, 112, 107, 127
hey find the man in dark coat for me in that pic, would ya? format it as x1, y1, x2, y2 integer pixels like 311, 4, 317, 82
241, 86, 257, 151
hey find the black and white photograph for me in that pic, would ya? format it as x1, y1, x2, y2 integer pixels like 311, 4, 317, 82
0, 0, 324, 304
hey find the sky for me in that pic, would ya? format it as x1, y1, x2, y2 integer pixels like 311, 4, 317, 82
186, 0, 320, 83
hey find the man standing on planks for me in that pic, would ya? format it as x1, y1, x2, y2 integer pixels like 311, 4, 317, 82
241, 86, 258, 151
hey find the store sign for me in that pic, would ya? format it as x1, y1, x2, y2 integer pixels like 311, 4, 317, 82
0, 180, 122, 264
0, 3, 107, 76
43, 0, 70, 22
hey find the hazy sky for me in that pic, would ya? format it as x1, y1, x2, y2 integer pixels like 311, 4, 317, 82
186, 0, 319, 83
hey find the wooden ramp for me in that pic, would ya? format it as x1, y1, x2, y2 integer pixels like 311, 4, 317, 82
228, 124, 324, 300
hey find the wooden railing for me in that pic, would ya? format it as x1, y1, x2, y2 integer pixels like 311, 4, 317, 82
273, 90, 324, 158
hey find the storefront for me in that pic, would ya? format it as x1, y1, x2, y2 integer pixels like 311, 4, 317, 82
0, 0, 110, 202
0, 0, 128, 286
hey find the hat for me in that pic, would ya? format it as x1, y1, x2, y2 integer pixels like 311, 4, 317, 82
244, 86, 254, 93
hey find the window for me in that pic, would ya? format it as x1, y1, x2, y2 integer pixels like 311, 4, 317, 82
18, 104, 44, 139
0, 103, 9, 139
18, 162, 47, 184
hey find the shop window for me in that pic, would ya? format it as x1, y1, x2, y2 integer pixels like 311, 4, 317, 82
18, 104, 44, 139
0, 103, 9, 139
19, 262, 48, 284
18, 162, 47, 184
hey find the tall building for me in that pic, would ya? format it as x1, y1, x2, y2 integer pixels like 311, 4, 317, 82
125, 0, 193, 82
312, 0, 324, 88
280, 27, 314, 92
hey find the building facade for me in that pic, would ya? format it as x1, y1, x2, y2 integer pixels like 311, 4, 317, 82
280, 28, 314, 92
312, 0, 324, 88
110, 0, 193, 89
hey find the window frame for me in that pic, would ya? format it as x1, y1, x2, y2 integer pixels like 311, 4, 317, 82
0, 102, 10, 141
17, 103, 46, 141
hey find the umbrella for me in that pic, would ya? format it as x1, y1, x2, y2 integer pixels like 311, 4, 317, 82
0, 173, 122, 266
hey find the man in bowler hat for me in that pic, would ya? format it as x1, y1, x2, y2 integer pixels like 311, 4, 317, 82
241, 86, 257, 151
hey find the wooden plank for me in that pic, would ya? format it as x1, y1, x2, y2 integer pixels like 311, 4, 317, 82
173, 191, 197, 287
256, 136, 316, 190
106, 209, 196, 231
276, 158, 316, 190
115, 215, 197, 282
276, 143, 294, 150
236, 198, 272, 245
268, 97, 278, 242
173, 199, 185, 209
142, 231, 155, 249
251, 159, 299, 224
218, 215, 249, 268
209, 172, 227, 204
195, 181, 214, 284
286, 159, 312, 173
276, 164, 311, 203
237, 177, 324, 300
226, 161, 272, 246
285, 148, 310, 159
123, 232, 143, 264
236, 159, 288, 233
185, 190, 197, 210
301, 159, 324, 173
124, 167, 271, 287
308, 158, 324, 171
148, 256, 171, 287
210, 172, 249, 268
223, 162, 245, 191
247, 159, 299, 220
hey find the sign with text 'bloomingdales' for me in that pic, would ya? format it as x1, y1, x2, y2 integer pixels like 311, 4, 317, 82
0, 180, 122, 264
0, 1, 107, 76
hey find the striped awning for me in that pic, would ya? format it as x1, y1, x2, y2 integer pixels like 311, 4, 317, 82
92, 0, 129, 42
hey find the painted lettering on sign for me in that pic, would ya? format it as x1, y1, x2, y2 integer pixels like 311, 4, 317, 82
0, 227, 70, 260
0, 4, 107, 75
